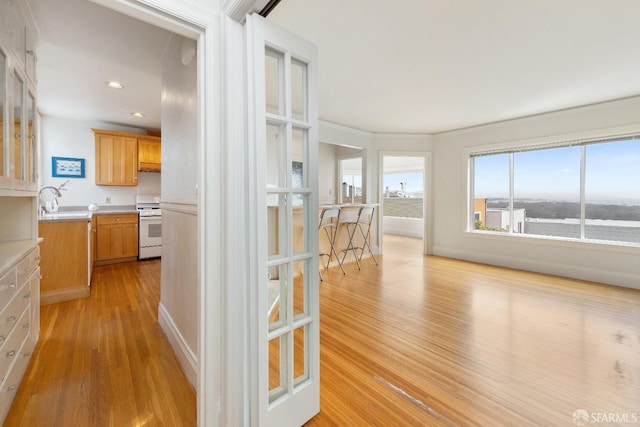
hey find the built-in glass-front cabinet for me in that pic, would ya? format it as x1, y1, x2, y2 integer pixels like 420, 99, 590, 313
0, 0, 38, 194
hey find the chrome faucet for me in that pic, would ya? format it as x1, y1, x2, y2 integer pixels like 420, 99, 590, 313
38, 180, 70, 216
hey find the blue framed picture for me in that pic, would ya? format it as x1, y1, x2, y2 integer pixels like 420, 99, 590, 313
52, 157, 85, 178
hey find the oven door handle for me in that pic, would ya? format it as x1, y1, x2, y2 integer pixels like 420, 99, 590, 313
139, 216, 162, 221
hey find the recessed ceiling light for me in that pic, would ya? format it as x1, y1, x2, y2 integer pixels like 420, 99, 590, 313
105, 81, 124, 89
131, 112, 145, 118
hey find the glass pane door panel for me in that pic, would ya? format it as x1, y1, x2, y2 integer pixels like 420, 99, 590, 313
292, 194, 307, 255
268, 263, 288, 332
292, 128, 307, 188
0, 50, 5, 176
292, 259, 308, 319
13, 74, 24, 180
265, 49, 283, 116
268, 335, 286, 401
26, 92, 35, 183
290, 59, 307, 121
293, 325, 308, 386
266, 123, 285, 187
267, 193, 287, 259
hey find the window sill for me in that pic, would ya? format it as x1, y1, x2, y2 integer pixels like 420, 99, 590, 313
464, 229, 640, 254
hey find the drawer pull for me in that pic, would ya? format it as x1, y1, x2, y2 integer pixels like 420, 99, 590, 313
0, 336, 5, 344
23, 293, 31, 299
6, 316, 16, 322
0, 283, 17, 291
6, 350, 16, 357
24, 352, 32, 357
7, 385, 17, 391
34, 256, 41, 261
23, 323, 30, 329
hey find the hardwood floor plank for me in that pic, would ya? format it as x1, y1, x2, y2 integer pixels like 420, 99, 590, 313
308, 235, 640, 426
5, 260, 196, 427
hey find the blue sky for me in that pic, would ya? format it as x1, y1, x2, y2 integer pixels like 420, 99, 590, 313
474, 139, 640, 204
383, 172, 424, 193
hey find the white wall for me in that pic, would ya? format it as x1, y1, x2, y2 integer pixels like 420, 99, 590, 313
432, 96, 640, 289
158, 33, 199, 387
318, 142, 336, 204
39, 115, 161, 207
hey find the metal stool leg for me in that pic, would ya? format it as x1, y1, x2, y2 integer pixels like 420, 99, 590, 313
319, 207, 345, 276
340, 213, 362, 270
357, 206, 378, 265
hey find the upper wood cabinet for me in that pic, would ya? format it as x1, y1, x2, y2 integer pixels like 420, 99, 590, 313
137, 136, 161, 172
93, 129, 138, 186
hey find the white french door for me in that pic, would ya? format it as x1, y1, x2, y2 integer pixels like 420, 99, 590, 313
246, 13, 319, 427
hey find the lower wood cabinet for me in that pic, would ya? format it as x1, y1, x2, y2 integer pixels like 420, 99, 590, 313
95, 213, 139, 263
38, 220, 90, 305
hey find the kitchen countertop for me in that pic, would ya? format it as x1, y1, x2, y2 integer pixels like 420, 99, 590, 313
38, 205, 138, 222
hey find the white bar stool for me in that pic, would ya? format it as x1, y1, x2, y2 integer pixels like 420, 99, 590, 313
319, 206, 345, 280
339, 205, 378, 270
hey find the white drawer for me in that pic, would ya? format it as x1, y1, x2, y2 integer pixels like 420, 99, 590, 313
0, 282, 30, 351
28, 246, 40, 273
15, 255, 32, 288
0, 309, 30, 387
0, 326, 32, 423
0, 269, 18, 313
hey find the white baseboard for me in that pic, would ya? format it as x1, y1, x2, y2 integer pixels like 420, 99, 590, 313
158, 302, 198, 387
433, 246, 640, 290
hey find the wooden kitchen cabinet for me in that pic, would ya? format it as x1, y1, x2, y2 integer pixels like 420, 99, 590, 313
90, 215, 97, 277
138, 135, 161, 172
95, 213, 139, 263
38, 219, 90, 304
93, 129, 138, 186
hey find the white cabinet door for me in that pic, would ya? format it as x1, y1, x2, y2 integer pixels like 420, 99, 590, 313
246, 13, 320, 427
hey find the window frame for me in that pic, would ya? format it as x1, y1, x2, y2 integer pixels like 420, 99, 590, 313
465, 125, 640, 248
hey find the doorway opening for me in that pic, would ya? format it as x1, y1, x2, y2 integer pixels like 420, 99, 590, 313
380, 154, 428, 254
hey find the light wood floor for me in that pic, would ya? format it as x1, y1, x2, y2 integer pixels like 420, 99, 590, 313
5, 260, 196, 426
308, 235, 640, 426
6, 236, 640, 426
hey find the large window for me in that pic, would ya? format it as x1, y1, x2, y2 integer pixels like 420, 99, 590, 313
470, 137, 640, 246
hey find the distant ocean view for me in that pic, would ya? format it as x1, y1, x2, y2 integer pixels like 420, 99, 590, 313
487, 199, 640, 221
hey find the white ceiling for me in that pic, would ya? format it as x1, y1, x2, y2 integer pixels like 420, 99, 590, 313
28, 0, 171, 130
26, 0, 640, 135
269, 0, 640, 134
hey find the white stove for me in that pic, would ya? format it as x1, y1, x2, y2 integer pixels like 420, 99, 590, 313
136, 195, 162, 259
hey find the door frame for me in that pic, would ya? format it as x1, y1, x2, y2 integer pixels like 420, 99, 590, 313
378, 150, 433, 255
89, 1, 274, 426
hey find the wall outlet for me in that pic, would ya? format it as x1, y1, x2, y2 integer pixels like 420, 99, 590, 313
105, 196, 111, 204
